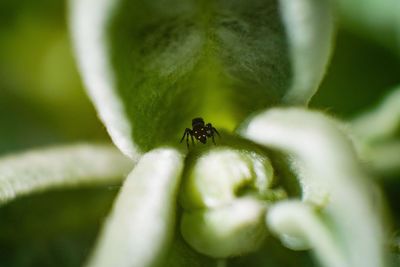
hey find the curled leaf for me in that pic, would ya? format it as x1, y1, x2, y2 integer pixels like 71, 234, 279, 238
240, 108, 386, 267
180, 148, 275, 209
267, 200, 347, 267
180, 147, 282, 258
181, 198, 267, 258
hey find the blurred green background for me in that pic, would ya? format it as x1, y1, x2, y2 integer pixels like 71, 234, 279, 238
0, 0, 108, 155
0, 1, 115, 266
0, 0, 399, 266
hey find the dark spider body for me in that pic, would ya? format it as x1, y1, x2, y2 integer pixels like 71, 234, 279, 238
180, 117, 220, 148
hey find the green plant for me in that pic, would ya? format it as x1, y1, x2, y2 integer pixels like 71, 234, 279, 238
1, 0, 399, 266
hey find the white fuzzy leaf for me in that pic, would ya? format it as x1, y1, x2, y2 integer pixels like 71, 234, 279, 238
0, 143, 134, 205
280, 0, 335, 105
352, 86, 400, 142
86, 148, 183, 267
69, 0, 140, 158
241, 108, 386, 267
267, 200, 347, 267
351, 86, 400, 175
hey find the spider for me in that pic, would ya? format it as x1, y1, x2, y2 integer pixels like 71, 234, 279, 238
180, 117, 220, 148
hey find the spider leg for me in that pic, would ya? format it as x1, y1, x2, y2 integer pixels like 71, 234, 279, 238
211, 133, 216, 145
206, 123, 218, 145
206, 124, 220, 137
190, 134, 195, 145
180, 128, 193, 148
212, 127, 220, 137
180, 129, 188, 143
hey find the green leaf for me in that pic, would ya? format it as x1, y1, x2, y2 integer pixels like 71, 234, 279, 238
179, 147, 286, 258
106, 0, 293, 151
240, 108, 387, 267
69, 0, 334, 153
86, 148, 183, 267
267, 200, 347, 267
351, 86, 400, 143
363, 140, 400, 176
180, 148, 275, 210
351, 86, 400, 176
0, 143, 134, 205
279, 0, 334, 105
181, 198, 267, 258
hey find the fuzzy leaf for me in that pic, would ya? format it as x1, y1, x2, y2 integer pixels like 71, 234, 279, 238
179, 147, 280, 258
86, 148, 183, 267
0, 144, 134, 205
240, 108, 386, 267
351, 86, 400, 175
69, 0, 334, 153
351, 86, 400, 142
267, 200, 347, 267
279, 0, 334, 105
